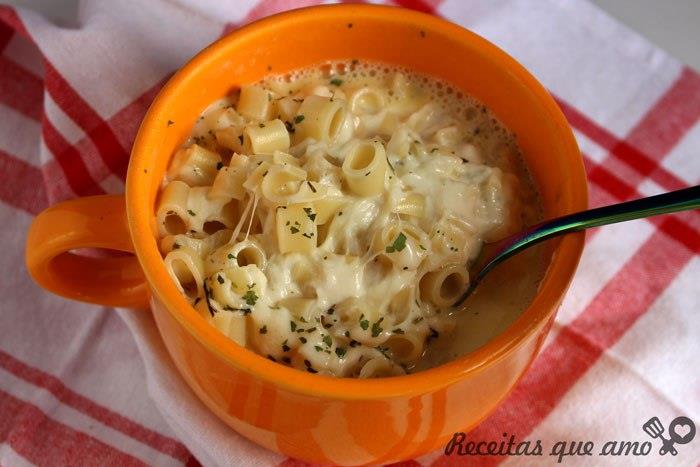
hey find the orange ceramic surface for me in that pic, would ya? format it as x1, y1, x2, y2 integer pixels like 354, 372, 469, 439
25, 4, 587, 464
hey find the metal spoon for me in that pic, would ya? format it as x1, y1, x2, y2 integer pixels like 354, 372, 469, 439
454, 185, 700, 306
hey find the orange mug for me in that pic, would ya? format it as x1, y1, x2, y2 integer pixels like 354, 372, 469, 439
25, 5, 587, 464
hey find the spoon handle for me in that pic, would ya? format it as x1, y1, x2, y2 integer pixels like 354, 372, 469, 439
466, 185, 700, 301
528, 184, 699, 236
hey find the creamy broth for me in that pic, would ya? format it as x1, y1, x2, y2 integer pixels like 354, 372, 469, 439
414, 245, 547, 371
156, 61, 545, 377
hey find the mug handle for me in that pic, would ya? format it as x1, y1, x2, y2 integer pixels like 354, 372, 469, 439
25, 194, 150, 309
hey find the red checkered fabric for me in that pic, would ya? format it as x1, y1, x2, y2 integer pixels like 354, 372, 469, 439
1, 0, 698, 465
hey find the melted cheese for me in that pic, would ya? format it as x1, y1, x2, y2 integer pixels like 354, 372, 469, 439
158, 61, 543, 377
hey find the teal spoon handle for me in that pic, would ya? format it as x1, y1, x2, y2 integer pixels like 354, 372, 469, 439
456, 185, 700, 306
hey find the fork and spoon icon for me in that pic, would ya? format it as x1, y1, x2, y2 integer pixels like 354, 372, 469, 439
643, 416, 696, 455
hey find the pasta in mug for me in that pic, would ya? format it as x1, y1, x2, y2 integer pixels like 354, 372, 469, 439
156, 61, 545, 377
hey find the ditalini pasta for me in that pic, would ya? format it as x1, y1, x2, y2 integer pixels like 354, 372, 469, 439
156, 61, 543, 377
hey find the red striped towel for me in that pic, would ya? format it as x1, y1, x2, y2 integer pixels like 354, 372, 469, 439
1, 1, 698, 465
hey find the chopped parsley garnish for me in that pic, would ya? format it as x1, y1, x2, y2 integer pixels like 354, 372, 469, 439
335, 347, 346, 358
242, 289, 258, 306
306, 327, 316, 333
326, 307, 335, 315
258, 123, 265, 128
329, 78, 343, 86
371, 317, 384, 337
282, 340, 290, 352
227, 253, 236, 260
427, 327, 439, 342
202, 281, 216, 317
412, 316, 424, 324
299, 336, 307, 344
290, 321, 297, 332
187, 209, 196, 216
290, 226, 300, 234
419, 244, 427, 250
301, 232, 314, 239
385, 232, 407, 253
392, 328, 405, 334
304, 359, 317, 373
359, 318, 369, 331
216, 275, 225, 284
294, 115, 305, 124
259, 325, 268, 334
322, 335, 332, 347
306, 181, 317, 193
303, 207, 316, 222
222, 304, 250, 314
314, 345, 323, 352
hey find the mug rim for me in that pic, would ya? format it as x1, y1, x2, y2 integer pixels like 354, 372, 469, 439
126, 4, 587, 400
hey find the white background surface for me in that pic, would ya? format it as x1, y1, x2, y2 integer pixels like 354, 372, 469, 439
591, 0, 700, 71
3, 0, 700, 71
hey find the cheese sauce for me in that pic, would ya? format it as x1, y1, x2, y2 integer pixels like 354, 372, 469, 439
158, 61, 547, 377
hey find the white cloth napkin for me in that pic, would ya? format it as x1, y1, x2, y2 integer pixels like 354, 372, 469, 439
1, 1, 698, 466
